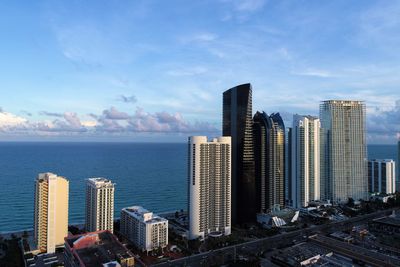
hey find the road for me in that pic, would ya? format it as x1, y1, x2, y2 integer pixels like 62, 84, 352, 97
309, 234, 400, 267
152, 208, 396, 267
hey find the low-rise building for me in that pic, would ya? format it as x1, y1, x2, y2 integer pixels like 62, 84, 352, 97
330, 231, 354, 243
370, 193, 395, 203
120, 206, 168, 253
369, 211, 400, 235
271, 242, 354, 267
64, 230, 134, 267
257, 209, 299, 229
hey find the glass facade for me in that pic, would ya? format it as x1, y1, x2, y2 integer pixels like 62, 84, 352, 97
253, 111, 285, 213
223, 84, 256, 223
320, 100, 368, 202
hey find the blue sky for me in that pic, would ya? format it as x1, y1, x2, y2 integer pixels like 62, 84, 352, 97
0, 0, 399, 143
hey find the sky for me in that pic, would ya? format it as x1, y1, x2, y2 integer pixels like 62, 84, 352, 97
0, 0, 399, 143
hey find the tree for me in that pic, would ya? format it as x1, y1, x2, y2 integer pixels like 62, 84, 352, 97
68, 225, 80, 235
347, 198, 355, 207
22, 231, 29, 239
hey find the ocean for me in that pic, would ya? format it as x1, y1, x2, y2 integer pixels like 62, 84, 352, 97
0, 142, 397, 233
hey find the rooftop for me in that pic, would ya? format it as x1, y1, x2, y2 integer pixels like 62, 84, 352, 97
65, 230, 134, 267
321, 100, 364, 104
272, 242, 330, 264
37, 172, 68, 182
87, 177, 115, 187
272, 242, 355, 267
369, 159, 395, 163
373, 216, 400, 227
330, 231, 354, 242
122, 206, 167, 224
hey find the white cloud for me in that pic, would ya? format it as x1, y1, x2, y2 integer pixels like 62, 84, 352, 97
103, 107, 130, 120
166, 66, 208, 76
180, 33, 218, 44
367, 99, 400, 143
0, 107, 218, 138
0, 111, 27, 128
127, 108, 217, 133
81, 120, 97, 127
192, 33, 218, 42
291, 68, 337, 78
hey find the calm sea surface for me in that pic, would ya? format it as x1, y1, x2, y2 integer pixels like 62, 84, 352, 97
0, 142, 397, 233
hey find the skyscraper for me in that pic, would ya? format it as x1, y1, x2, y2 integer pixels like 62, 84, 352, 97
291, 115, 321, 208
320, 100, 368, 202
85, 177, 115, 233
34, 172, 69, 253
253, 111, 285, 213
285, 127, 293, 205
188, 136, 231, 240
223, 83, 255, 224
368, 159, 396, 194
398, 139, 400, 192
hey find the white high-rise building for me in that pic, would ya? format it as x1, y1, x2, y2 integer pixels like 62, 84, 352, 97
368, 159, 396, 194
34, 173, 69, 253
320, 100, 368, 203
120, 206, 168, 253
85, 178, 115, 233
188, 136, 231, 240
398, 139, 400, 192
291, 115, 321, 208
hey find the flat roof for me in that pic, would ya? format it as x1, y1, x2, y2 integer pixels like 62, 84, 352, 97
87, 177, 114, 186
273, 242, 331, 263
369, 159, 395, 163
65, 231, 133, 267
373, 216, 400, 227
122, 206, 167, 224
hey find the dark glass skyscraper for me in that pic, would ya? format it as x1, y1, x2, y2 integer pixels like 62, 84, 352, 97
223, 83, 256, 224
253, 111, 285, 213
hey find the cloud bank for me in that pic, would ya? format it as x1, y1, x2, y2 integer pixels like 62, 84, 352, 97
367, 99, 400, 143
0, 107, 218, 139
1, 99, 398, 143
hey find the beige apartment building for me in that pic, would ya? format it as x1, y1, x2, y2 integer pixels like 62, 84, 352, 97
34, 172, 69, 253
85, 177, 115, 233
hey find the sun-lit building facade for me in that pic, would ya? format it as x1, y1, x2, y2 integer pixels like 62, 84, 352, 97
85, 177, 115, 233
34, 172, 69, 253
